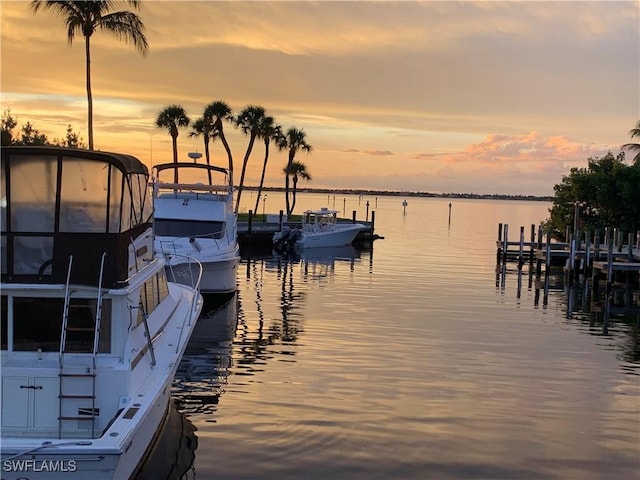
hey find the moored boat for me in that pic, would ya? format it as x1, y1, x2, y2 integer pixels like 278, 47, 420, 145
151, 161, 239, 294
0, 146, 203, 480
273, 208, 365, 249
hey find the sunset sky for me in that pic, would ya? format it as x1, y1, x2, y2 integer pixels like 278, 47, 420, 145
1, 1, 638, 196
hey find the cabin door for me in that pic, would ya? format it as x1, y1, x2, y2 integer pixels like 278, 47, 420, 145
1, 376, 58, 430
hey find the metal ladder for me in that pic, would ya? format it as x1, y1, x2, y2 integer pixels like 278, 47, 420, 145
58, 253, 107, 439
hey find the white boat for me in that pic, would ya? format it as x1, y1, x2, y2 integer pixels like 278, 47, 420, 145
151, 161, 239, 294
0, 146, 203, 480
273, 208, 365, 249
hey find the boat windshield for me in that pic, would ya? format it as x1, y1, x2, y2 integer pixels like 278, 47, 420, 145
1, 147, 153, 287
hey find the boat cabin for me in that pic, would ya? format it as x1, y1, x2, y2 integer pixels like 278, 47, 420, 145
152, 162, 233, 238
1, 146, 153, 288
301, 208, 339, 233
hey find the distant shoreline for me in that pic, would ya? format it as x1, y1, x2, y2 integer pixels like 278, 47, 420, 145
242, 186, 552, 202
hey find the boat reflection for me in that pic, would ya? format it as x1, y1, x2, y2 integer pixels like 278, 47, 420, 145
172, 293, 239, 415
235, 246, 369, 373
132, 401, 198, 480
274, 245, 361, 279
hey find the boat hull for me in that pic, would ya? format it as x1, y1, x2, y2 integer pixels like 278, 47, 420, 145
166, 253, 238, 294
297, 224, 365, 248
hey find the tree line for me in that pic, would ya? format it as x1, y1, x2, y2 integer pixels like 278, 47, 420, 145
1, 109, 87, 149
544, 121, 640, 239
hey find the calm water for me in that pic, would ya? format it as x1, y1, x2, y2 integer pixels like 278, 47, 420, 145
143, 194, 639, 480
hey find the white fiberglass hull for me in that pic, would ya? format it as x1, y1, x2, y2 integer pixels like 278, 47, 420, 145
1, 284, 202, 480
158, 238, 239, 294
297, 224, 365, 248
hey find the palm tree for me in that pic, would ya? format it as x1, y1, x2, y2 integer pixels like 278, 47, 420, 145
203, 101, 234, 186
283, 161, 312, 215
155, 104, 190, 183
31, 0, 148, 150
277, 127, 312, 216
253, 116, 283, 215
234, 105, 266, 213
189, 117, 218, 183
621, 120, 640, 165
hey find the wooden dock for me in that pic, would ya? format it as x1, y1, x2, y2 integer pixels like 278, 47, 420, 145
496, 222, 640, 306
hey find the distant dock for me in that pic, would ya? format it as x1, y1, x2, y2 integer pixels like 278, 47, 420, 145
495, 222, 640, 304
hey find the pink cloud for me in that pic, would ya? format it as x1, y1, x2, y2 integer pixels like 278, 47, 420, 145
411, 131, 612, 168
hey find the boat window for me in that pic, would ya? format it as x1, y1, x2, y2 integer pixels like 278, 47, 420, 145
0, 235, 5, 275
59, 158, 108, 233
136, 271, 170, 326
1, 295, 7, 350
11, 296, 111, 353
9, 155, 56, 233
154, 219, 225, 238
1, 155, 6, 232
121, 176, 133, 232
13, 236, 53, 275
138, 174, 153, 223
108, 167, 123, 233
1, 157, 6, 274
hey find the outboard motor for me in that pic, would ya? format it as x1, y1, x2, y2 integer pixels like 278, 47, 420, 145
287, 228, 301, 247
274, 226, 291, 249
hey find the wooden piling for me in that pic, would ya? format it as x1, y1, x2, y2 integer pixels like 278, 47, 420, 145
370, 211, 376, 242
518, 226, 525, 269
502, 224, 509, 265
584, 231, 592, 276
497, 223, 504, 264
529, 224, 536, 266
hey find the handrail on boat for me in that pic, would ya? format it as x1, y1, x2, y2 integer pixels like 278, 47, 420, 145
162, 253, 203, 353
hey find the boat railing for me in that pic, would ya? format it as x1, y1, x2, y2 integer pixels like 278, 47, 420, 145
185, 221, 238, 249
163, 253, 203, 293
163, 253, 203, 354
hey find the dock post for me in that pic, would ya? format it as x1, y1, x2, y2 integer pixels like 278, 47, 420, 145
584, 231, 592, 276
518, 226, 525, 269
606, 239, 614, 294
545, 230, 552, 272
502, 224, 509, 265
535, 226, 544, 280
615, 229, 624, 253
370, 211, 376, 244
497, 223, 503, 264
529, 224, 536, 266
352, 210, 357, 223
279, 210, 284, 230
567, 235, 576, 286
248, 210, 253, 240
627, 232, 634, 261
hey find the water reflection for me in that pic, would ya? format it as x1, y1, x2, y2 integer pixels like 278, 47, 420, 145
497, 261, 640, 366
132, 401, 198, 480
235, 246, 370, 375
173, 294, 238, 415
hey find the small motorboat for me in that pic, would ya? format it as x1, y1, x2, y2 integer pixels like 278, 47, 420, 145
0, 146, 203, 480
273, 208, 365, 249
